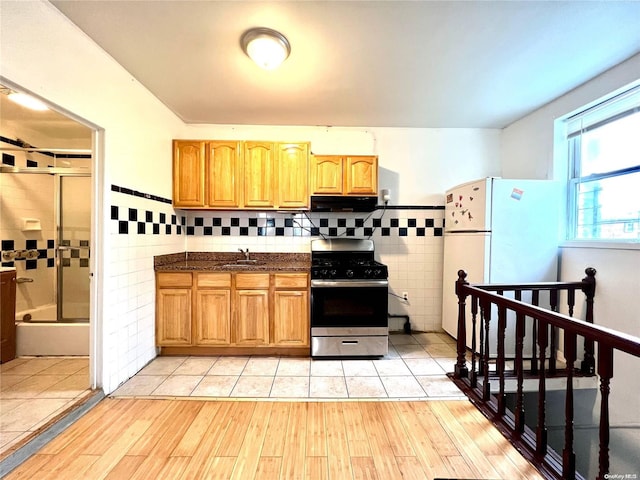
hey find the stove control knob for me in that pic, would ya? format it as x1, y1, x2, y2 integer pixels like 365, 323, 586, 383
330, 270, 337, 278
346, 270, 354, 278
374, 269, 382, 278
364, 269, 372, 278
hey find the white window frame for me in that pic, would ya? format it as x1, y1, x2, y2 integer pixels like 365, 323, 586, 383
562, 84, 640, 245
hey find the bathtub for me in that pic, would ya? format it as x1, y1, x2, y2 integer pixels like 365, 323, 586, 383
16, 304, 90, 356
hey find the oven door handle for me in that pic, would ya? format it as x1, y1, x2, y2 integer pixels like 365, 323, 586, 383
311, 279, 389, 288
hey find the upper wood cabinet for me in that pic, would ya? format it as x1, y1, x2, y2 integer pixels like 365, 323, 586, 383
206, 141, 242, 208
277, 143, 309, 208
173, 141, 205, 207
310, 155, 378, 195
310, 155, 343, 195
243, 141, 276, 209
173, 140, 309, 210
345, 156, 378, 195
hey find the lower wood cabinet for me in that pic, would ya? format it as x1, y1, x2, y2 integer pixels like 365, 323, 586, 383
273, 290, 309, 346
156, 271, 309, 353
1, 270, 17, 363
194, 273, 231, 345
272, 273, 309, 347
157, 289, 192, 345
235, 290, 270, 345
195, 289, 231, 345
235, 273, 270, 345
156, 273, 192, 346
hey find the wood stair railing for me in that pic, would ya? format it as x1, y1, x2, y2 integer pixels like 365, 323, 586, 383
449, 268, 640, 480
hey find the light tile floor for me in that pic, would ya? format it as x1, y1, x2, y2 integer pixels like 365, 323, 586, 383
0, 356, 90, 457
112, 332, 466, 400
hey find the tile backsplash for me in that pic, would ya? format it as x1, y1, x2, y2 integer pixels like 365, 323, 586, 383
109, 189, 445, 333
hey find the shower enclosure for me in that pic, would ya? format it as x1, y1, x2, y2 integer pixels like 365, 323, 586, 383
0, 156, 92, 355
57, 174, 91, 322
1, 164, 91, 321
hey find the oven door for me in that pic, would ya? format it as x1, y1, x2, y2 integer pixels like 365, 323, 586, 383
310, 280, 388, 329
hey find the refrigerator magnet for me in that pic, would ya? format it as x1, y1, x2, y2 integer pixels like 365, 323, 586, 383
511, 188, 524, 200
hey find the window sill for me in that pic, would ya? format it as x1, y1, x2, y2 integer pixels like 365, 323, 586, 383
561, 240, 640, 251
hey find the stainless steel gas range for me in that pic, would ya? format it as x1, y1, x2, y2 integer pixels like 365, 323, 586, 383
310, 238, 389, 357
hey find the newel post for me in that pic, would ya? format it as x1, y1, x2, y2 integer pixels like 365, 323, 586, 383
454, 270, 469, 378
581, 267, 597, 375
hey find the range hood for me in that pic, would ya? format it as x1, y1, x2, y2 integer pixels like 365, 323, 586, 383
310, 195, 378, 212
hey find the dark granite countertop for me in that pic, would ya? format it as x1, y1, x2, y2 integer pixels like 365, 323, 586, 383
154, 251, 310, 273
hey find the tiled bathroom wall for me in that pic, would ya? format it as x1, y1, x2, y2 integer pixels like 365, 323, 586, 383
1, 144, 57, 313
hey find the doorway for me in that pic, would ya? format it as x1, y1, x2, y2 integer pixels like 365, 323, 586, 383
0, 80, 101, 457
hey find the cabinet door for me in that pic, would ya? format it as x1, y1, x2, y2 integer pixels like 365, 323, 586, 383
173, 141, 205, 207
243, 141, 275, 208
195, 289, 231, 345
277, 143, 309, 209
310, 155, 343, 194
1, 270, 17, 363
345, 156, 378, 195
272, 290, 309, 347
206, 141, 241, 208
235, 290, 269, 345
156, 288, 192, 345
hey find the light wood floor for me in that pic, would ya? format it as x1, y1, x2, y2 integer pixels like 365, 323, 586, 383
4, 398, 544, 480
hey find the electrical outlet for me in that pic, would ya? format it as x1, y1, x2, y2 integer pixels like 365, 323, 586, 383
402, 291, 409, 302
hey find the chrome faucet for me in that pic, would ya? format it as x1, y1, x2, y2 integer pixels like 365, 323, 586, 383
238, 248, 250, 261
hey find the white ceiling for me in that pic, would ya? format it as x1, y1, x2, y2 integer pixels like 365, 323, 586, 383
33, 1, 640, 130
0, 90, 92, 145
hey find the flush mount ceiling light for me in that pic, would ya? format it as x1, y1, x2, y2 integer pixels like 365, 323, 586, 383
1, 87, 49, 111
241, 27, 291, 70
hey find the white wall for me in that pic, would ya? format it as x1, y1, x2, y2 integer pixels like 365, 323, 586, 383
501, 53, 640, 335
501, 52, 640, 473
1, 0, 185, 393
501, 53, 640, 180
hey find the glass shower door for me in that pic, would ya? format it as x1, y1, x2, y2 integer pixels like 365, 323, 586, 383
58, 175, 91, 321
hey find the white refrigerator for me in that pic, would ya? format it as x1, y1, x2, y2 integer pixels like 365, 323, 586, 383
441, 177, 561, 354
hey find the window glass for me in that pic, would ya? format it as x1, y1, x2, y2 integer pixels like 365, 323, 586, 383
567, 87, 640, 241
575, 172, 640, 239
579, 111, 640, 176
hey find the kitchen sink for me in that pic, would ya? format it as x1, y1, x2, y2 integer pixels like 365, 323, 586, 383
221, 260, 265, 268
